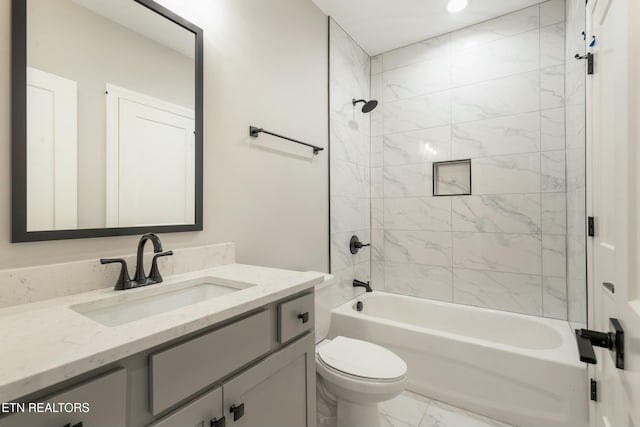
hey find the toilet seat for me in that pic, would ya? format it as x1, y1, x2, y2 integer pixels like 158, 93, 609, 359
317, 336, 407, 381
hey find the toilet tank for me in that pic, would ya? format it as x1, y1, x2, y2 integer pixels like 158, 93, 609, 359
309, 273, 336, 343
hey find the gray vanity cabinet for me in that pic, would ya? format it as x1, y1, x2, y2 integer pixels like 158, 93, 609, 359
222, 333, 315, 427
148, 386, 223, 427
0, 291, 316, 427
0, 369, 126, 427
149, 310, 272, 415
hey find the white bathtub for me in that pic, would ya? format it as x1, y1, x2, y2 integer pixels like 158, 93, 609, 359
329, 292, 588, 427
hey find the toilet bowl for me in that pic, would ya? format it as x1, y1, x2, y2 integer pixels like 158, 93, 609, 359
310, 273, 407, 427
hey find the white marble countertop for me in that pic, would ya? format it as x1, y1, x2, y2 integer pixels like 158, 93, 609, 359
0, 263, 323, 403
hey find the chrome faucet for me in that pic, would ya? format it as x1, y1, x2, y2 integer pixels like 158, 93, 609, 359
353, 279, 372, 293
101, 233, 173, 290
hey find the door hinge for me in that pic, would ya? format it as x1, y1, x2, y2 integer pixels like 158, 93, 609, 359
590, 378, 598, 401
588, 216, 595, 237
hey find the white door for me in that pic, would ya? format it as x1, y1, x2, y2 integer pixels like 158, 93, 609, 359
105, 84, 195, 227
586, 0, 640, 426
26, 67, 78, 231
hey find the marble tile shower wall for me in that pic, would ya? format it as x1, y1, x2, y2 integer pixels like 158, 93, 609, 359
370, 0, 569, 319
329, 19, 372, 305
565, 0, 587, 325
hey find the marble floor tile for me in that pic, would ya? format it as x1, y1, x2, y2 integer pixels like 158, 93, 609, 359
420, 399, 514, 427
381, 413, 415, 427
377, 391, 515, 427
380, 392, 430, 426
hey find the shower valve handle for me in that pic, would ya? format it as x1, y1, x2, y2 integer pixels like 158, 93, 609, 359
349, 235, 370, 254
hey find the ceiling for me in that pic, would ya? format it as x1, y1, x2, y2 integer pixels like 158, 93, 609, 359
311, 0, 545, 55
73, 0, 195, 58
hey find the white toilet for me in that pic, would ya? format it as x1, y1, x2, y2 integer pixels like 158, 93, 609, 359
313, 273, 407, 427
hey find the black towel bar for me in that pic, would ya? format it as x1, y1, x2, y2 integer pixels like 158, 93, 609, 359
249, 126, 324, 154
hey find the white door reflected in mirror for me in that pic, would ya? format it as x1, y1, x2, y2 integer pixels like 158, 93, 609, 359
105, 85, 195, 228
26, 67, 78, 232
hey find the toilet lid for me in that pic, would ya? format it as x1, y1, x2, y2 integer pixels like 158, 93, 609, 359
317, 336, 407, 380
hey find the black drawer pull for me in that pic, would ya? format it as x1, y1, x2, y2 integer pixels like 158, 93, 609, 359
210, 416, 226, 427
297, 312, 310, 323
230, 403, 245, 421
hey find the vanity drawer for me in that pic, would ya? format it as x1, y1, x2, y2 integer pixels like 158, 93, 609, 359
0, 369, 126, 427
150, 309, 271, 415
278, 293, 314, 343
148, 386, 223, 427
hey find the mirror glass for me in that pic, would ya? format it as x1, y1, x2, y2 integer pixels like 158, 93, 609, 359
25, 0, 197, 232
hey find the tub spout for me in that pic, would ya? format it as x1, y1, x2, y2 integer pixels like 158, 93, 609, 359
353, 279, 372, 292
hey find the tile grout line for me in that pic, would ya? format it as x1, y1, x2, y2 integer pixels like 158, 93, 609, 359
449, 32, 455, 304
539, 3, 546, 317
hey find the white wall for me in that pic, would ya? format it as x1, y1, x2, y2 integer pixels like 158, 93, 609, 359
0, 0, 329, 273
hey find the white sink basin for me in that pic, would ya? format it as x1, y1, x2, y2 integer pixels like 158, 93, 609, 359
71, 279, 249, 327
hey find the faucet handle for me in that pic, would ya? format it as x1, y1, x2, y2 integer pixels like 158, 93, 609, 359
100, 258, 132, 291
149, 251, 173, 283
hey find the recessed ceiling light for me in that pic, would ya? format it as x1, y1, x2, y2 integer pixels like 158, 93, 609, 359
447, 0, 469, 13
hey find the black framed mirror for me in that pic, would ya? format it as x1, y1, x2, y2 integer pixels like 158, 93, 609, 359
11, 0, 203, 242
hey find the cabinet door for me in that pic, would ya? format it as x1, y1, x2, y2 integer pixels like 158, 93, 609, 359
150, 309, 271, 415
223, 334, 315, 427
148, 386, 223, 427
0, 369, 126, 427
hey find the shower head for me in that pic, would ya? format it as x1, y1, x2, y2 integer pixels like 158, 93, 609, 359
352, 98, 379, 113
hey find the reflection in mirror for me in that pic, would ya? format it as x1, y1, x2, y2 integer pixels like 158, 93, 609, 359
26, 0, 196, 231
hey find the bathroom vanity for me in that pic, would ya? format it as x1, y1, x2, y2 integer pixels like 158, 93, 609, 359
0, 264, 321, 427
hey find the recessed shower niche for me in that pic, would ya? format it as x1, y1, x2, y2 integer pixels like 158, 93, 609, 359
433, 159, 471, 196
